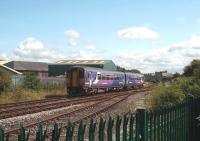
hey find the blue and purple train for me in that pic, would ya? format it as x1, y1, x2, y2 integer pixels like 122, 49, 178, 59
67, 66, 144, 96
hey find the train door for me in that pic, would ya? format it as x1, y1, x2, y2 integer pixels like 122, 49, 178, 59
89, 72, 92, 87
71, 69, 78, 87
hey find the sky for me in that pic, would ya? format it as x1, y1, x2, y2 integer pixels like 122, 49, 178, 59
0, 0, 200, 73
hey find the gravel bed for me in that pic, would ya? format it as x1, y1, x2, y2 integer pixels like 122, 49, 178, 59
0, 91, 149, 140
0, 101, 96, 130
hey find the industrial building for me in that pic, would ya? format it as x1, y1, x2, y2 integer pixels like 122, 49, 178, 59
0, 60, 22, 76
48, 60, 117, 76
3, 61, 49, 77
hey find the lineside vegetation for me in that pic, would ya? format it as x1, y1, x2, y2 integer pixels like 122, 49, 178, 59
0, 72, 65, 104
145, 59, 200, 110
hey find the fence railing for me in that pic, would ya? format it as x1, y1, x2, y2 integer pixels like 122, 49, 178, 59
0, 98, 200, 141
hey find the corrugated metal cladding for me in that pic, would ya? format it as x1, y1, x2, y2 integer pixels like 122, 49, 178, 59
48, 60, 117, 77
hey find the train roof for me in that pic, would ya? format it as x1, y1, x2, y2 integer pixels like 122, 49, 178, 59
70, 66, 125, 74
125, 72, 144, 77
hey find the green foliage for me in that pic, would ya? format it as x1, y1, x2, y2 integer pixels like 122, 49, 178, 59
183, 59, 200, 77
0, 72, 12, 93
116, 65, 141, 73
147, 76, 200, 109
146, 59, 200, 110
146, 85, 185, 109
172, 72, 181, 79
172, 77, 200, 98
193, 68, 200, 79
23, 73, 41, 90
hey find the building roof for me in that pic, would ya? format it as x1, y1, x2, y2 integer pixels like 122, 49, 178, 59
0, 65, 22, 75
0, 60, 22, 75
0, 60, 10, 65
57, 60, 112, 65
5, 61, 48, 72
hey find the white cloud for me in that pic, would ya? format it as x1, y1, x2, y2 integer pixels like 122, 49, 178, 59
117, 26, 160, 40
115, 35, 200, 73
85, 45, 100, 52
64, 29, 80, 38
66, 50, 100, 60
64, 29, 80, 47
67, 38, 79, 46
13, 37, 65, 62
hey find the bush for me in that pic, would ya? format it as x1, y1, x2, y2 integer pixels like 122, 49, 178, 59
183, 59, 200, 77
23, 73, 41, 90
146, 85, 185, 109
172, 77, 200, 98
144, 59, 200, 110
0, 72, 12, 93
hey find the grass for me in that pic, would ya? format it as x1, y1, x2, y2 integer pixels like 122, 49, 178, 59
0, 87, 67, 104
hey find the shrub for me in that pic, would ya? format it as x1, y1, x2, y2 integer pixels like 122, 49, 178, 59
183, 59, 200, 77
145, 85, 185, 109
172, 77, 200, 98
0, 72, 12, 93
23, 73, 41, 90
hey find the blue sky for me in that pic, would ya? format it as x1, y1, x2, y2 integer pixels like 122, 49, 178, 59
1, 0, 200, 73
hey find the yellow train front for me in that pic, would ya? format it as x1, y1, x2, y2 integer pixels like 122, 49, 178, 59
67, 66, 85, 96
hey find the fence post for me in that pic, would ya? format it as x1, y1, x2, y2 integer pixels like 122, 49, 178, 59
116, 115, 122, 141
107, 116, 114, 141
135, 109, 145, 141
52, 122, 61, 141
98, 117, 106, 141
0, 126, 4, 141
36, 123, 47, 141
78, 120, 86, 141
89, 118, 96, 141
18, 125, 30, 141
66, 120, 74, 141
129, 114, 135, 141
123, 114, 129, 141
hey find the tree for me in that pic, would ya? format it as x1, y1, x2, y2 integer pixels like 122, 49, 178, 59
0, 72, 12, 93
173, 72, 181, 79
116, 65, 141, 73
23, 72, 41, 90
183, 59, 200, 77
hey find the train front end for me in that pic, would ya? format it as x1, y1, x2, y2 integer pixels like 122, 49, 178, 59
67, 66, 85, 96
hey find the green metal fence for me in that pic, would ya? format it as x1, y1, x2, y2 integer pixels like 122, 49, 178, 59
0, 98, 200, 141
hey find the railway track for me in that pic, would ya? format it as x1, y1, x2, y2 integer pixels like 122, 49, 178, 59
0, 95, 111, 120
0, 86, 152, 120
2, 87, 152, 140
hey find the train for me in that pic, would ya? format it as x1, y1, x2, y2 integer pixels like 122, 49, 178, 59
67, 66, 144, 96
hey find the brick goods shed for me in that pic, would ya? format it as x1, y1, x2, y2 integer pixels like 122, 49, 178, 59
48, 60, 117, 77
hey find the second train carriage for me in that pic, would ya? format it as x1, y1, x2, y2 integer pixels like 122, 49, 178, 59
125, 72, 144, 89
67, 66, 144, 96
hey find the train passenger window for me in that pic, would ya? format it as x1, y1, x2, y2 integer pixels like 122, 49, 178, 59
106, 76, 109, 80
110, 76, 113, 80
98, 74, 101, 80
102, 76, 106, 80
